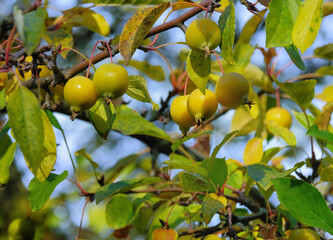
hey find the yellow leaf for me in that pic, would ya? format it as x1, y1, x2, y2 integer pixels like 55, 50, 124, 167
243, 137, 263, 165
61, 7, 110, 36
316, 85, 333, 102
215, 0, 230, 12
292, 0, 324, 53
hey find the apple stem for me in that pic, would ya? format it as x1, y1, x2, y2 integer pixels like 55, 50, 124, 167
213, 50, 224, 74
104, 40, 113, 63
59, 47, 96, 71
153, 50, 176, 88
148, 9, 175, 48
183, 74, 189, 95
86, 40, 104, 78
5, 25, 16, 65
149, 41, 187, 51
172, 2, 207, 11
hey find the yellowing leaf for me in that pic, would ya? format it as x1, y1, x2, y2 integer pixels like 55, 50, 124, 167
316, 85, 333, 102
292, 0, 324, 53
120, 2, 170, 64
43, 28, 73, 59
88, 99, 115, 139
75, 148, 99, 169
243, 137, 263, 165
126, 75, 159, 110
186, 50, 211, 93
265, 120, 297, 146
37, 110, 57, 182
215, 0, 230, 12
61, 7, 110, 36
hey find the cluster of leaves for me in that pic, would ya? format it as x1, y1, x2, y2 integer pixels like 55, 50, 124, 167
0, 0, 333, 239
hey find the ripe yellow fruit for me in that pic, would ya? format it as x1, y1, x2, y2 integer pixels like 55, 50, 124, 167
185, 18, 221, 52
265, 107, 292, 129
64, 76, 98, 112
170, 95, 196, 133
288, 229, 320, 240
93, 63, 129, 99
215, 72, 251, 109
187, 89, 218, 122
8, 218, 35, 240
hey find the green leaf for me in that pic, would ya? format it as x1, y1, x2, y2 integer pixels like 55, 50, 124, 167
23, 8, 48, 55
278, 204, 299, 228
273, 78, 316, 111
186, 50, 211, 93
306, 124, 333, 145
28, 171, 68, 212
95, 177, 161, 204
112, 105, 170, 141
202, 193, 225, 224
265, 120, 297, 146
164, 154, 208, 178
258, 184, 274, 202
43, 28, 73, 59
62, 7, 110, 36
0, 142, 16, 185
75, 149, 99, 169
272, 177, 333, 234
238, 9, 267, 44
0, 121, 10, 140
262, 147, 283, 164
232, 43, 254, 70
7, 87, 54, 182
119, 60, 165, 81
314, 44, 333, 60
179, 172, 210, 192
126, 75, 159, 110
44, 109, 63, 131
284, 44, 306, 71
105, 154, 140, 183
316, 66, 333, 76
0, 89, 5, 111
6, 87, 43, 151
204, 157, 228, 191
247, 162, 304, 190
148, 204, 185, 240
119, 2, 170, 64
293, 111, 315, 129
133, 205, 154, 234
82, 0, 168, 5
224, 159, 243, 195
106, 195, 135, 229
13, 6, 24, 43
292, 0, 324, 53
266, 0, 300, 48
320, 167, 333, 182
88, 99, 115, 140
218, 3, 235, 64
